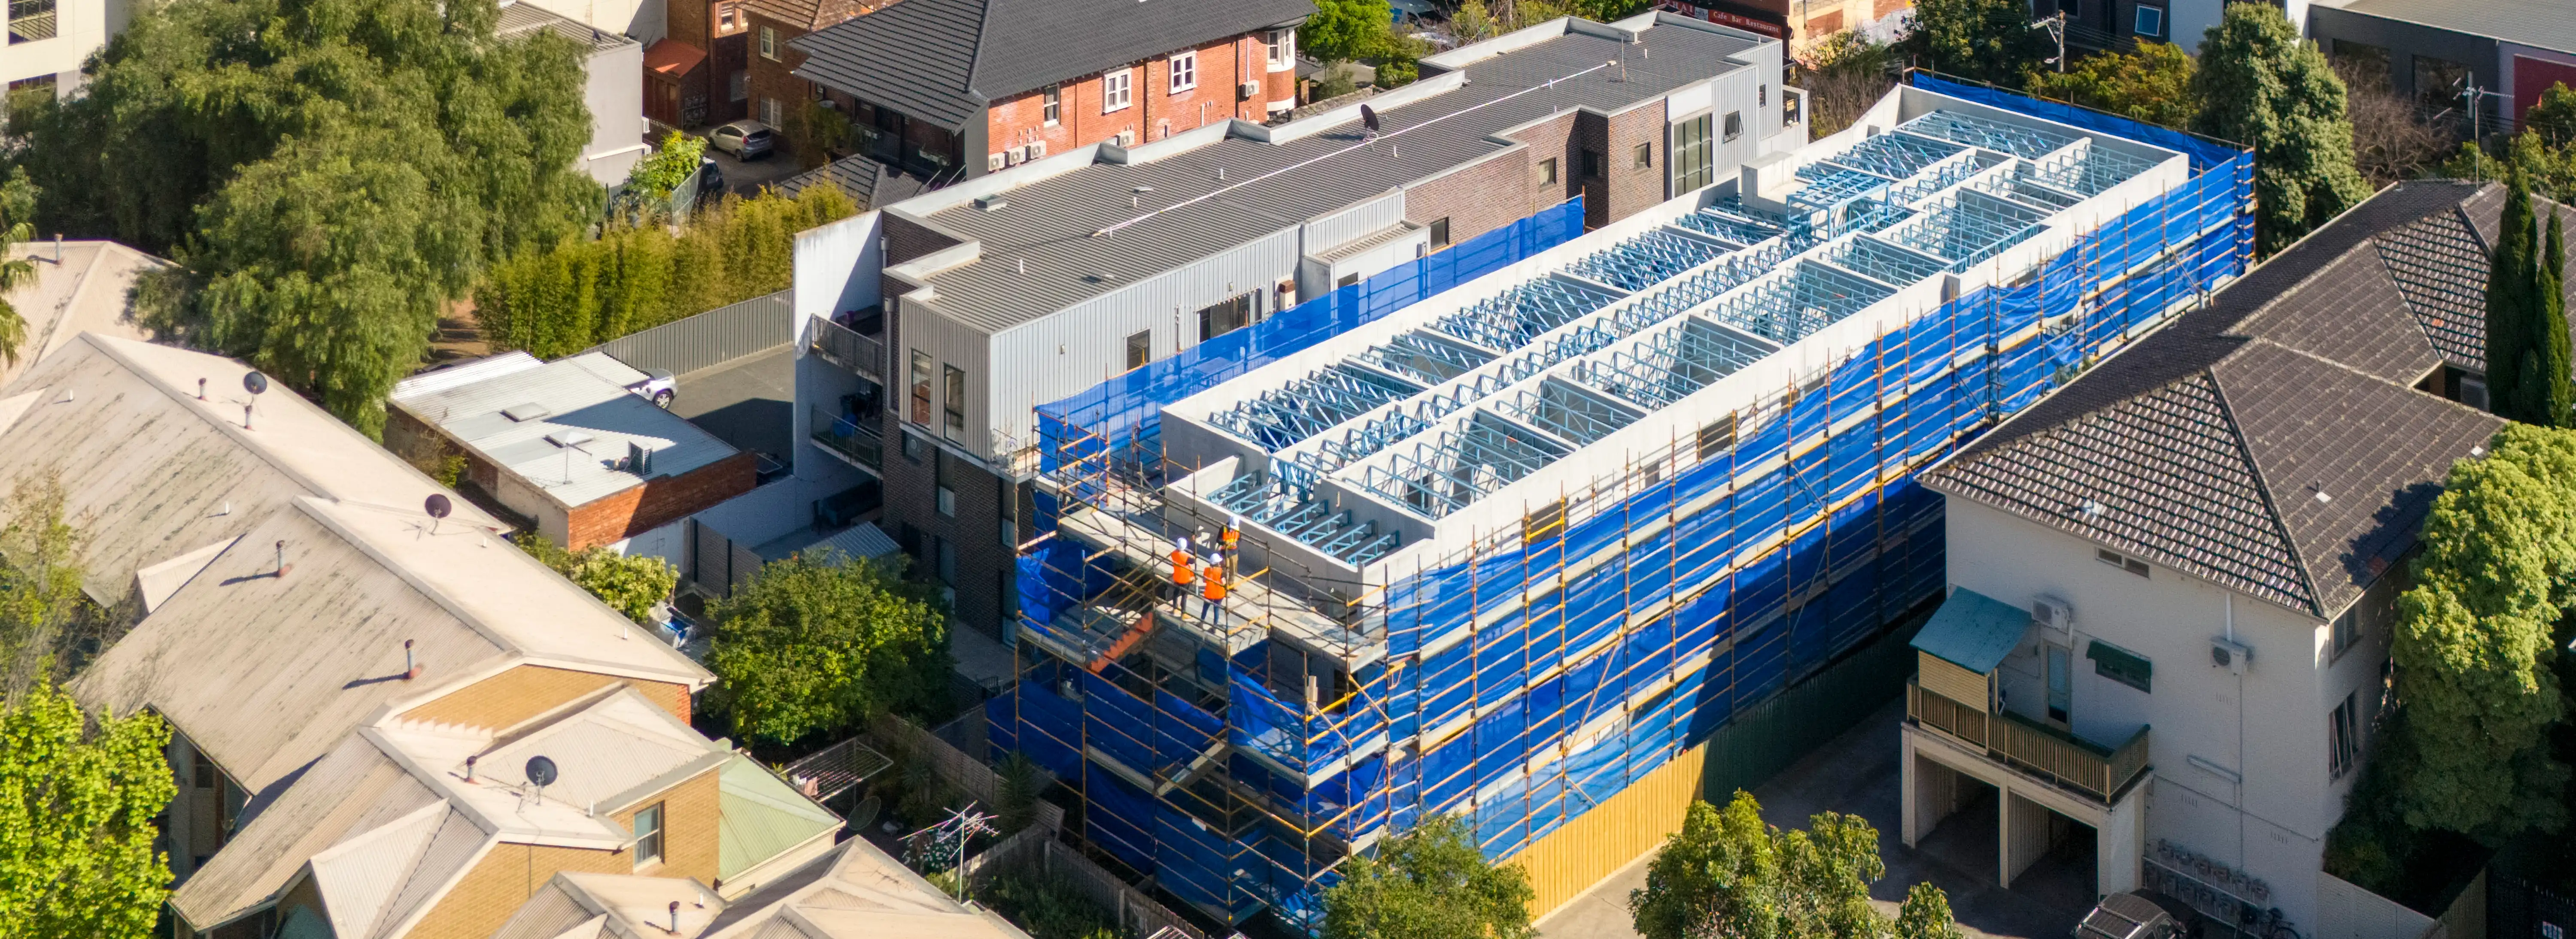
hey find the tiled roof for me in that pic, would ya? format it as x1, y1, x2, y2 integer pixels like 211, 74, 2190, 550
2373, 201, 2492, 368
787, 0, 1310, 130
741, 0, 877, 32
776, 154, 934, 209
1925, 182, 2514, 617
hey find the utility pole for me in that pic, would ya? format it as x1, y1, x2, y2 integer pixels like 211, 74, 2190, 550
2032, 12, 2068, 73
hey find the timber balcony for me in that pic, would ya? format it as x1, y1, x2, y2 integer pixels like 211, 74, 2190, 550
1907, 678, 2151, 804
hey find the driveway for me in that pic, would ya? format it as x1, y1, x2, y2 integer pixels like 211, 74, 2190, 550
1536, 700, 2093, 939
703, 144, 806, 197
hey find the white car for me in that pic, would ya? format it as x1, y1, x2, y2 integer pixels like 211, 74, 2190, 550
626, 369, 677, 408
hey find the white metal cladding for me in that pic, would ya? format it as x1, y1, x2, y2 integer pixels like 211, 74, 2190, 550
896, 297, 994, 451
1303, 191, 1409, 256
985, 225, 1304, 458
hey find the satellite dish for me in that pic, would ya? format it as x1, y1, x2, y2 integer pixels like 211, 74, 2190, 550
242, 372, 269, 395
425, 494, 452, 519
526, 755, 559, 788
1360, 104, 1381, 133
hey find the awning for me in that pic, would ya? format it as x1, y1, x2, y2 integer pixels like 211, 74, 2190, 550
1911, 588, 2030, 674
644, 39, 708, 79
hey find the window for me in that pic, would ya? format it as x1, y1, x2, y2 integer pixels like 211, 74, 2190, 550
901, 429, 925, 462
1634, 142, 1652, 168
1757, 84, 1767, 106
2332, 41, 2393, 90
2414, 55, 2470, 112
194, 751, 216, 789
1266, 28, 1296, 71
2132, 4, 2163, 37
935, 450, 957, 517
632, 803, 665, 868
2330, 606, 2363, 661
1103, 69, 1133, 112
1581, 148, 1603, 179
1697, 414, 1737, 460
728, 70, 748, 103
933, 535, 955, 584
1672, 113, 1713, 193
715, 1, 741, 33
2087, 639, 2153, 694
1169, 51, 1197, 94
1722, 110, 1743, 142
1198, 294, 1254, 341
761, 97, 781, 127
2095, 548, 2149, 578
909, 350, 932, 425
1537, 157, 1558, 185
1337, 273, 1359, 288
1522, 499, 1566, 545
1042, 85, 1061, 125
1429, 217, 1451, 247
942, 365, 966, 439
2329, 691, 2361, 778
1125, 330, 1151, 370
759, 25, 777, 59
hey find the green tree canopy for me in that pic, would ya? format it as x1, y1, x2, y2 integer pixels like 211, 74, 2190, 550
1319, 814, 1535, 939
1895, 882, 1963, 939
516, 535, 680, 626
2025, 41, 2196, 130
12, 0, 602, 436
2483, 145, 2576, 428
0, 679, 176, 937
2389, 424, 2576, 838
2189, 2, 2370, 254
704, 551, 952, 745
0, 170, 39, 367
1303, 0, 1391, 63
624, 132, 708, 207
1898, 0, 2051, 88
1630, 791, 1932, 939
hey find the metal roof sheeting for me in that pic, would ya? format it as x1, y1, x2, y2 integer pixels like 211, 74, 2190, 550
392, 351, 741, 509
718, 759, 844, 880
1911, 588, 2032, 673
2324, 0, 2576, 55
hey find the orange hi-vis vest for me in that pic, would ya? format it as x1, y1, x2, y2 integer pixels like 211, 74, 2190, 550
1221, 527, 1239, 551
1202, 570, 1228, 601
1170, 551, 1196, 585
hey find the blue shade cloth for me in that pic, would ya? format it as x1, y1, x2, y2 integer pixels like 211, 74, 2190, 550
1911, 588, 2033, 673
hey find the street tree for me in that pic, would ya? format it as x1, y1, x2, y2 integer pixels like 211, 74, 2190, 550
1894, 883, 1963, 939
704, 551, 952, 746
1320, 814, 1536, 939
0, 680, 175, 939
1899, 0, 2051, 88
1304, 0, 1392, 64
1632, 791, 1959, 939
2025, 42, 2197, 130
2190, 2, 2371, 254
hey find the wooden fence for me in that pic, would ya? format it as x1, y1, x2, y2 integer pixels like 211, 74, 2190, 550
872, 713, 1064, 835
965, 830, 1208, 939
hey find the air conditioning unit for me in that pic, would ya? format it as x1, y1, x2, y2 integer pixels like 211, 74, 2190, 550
1024, 141, 1046, 161
987, 152, 1007, 171
2031, 595, 2073, 639
1117, 130, 1137, 147
2211, 637, 2251, 674
1238, 80, 1261, 100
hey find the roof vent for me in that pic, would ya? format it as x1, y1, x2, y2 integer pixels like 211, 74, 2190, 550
974, 194, 1008, 211
503, 403, 553, 422
547, 430, 595, 448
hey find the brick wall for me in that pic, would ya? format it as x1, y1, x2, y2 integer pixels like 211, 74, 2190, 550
744, 12, 807, 132
402, 843, 630, 939
1406, 148, 1537, 247
982, 33, 1279, 169
562, 451, 756, 551
398, 666, 693, 729
611, 764, 724, 884
869, 415, 1017, 639
1604, 100, 1670, 224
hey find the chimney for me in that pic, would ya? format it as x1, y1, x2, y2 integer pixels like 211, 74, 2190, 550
464, 754, 477, 783
273, 540, 292, 579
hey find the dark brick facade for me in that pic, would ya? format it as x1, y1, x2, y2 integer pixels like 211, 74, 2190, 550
871, 412, 1024, 638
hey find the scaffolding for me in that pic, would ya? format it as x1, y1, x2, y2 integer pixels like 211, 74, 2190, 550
1003, 80, 2254, 934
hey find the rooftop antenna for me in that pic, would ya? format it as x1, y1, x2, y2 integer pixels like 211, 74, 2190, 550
241, 371, 268, 429
425, 493, 452, 535
1130, 185, 1153, 209
525, 755, 558, 805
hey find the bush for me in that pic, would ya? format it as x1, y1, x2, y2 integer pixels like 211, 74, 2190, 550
514, 534, 678, 625
475, 185, 857, 357
984, 871, 1120, 939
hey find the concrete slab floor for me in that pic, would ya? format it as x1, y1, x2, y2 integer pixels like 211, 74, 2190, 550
1535, 699, 2094, 939
671, 345, 793, 460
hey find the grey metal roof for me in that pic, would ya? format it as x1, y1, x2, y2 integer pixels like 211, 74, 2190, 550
904, 22, 1762, 333
777, 154, 935, 210
391, 351, 741, 509
788, 0, 1312, 130
2322, 0, 2576, 55
1924, 182, 2515, 617
497, 0, 638, 51
1913, 588, 2032, 673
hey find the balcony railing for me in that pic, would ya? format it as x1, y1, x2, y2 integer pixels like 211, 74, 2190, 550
808, 315, 883, 381
1908, 678, 2150, 804
811, 406, 884, 469
9, 0, 55, 42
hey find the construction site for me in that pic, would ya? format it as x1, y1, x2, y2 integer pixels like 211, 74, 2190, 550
992, 76, 2255, 933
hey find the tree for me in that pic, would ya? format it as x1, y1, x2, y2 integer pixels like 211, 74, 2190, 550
516, 535, 679, 625
2539, 203, 2572, 428
623, 132, 708, 208
1894, 883, 1962, 939
1795, 32, 1897, 139
0, 476, 96, 703
1320, 814, 1535, 939
2530, 83, 2576, 151
703, 551, 952, 746
1304, 0, 1391, 64
2190, 2, 2371, 254
2388, 424, 2576, 838
2335, 58, 2454, 188
1898, 0, 2051, 89
12, 0, 603, 436
1452, 0, 1498, 43
2025, 42, 2197, 130
2484, 149, 2572, 428
0, 169, 38, 367
1632, 791, 1957, 939
0, 679, 176, 938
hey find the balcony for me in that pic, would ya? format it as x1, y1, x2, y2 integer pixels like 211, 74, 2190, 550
810, 406, 884, 470
1908, 679, 2149, 804
808, 315, 883, 382
9, 0, 55, 42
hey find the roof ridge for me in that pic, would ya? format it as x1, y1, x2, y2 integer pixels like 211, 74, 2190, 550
2200, 351, 2323, 615
957, 0, 1000, 103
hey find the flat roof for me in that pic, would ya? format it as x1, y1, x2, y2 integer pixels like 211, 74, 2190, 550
894, 15, 1766, 334
392, 351, 741, 509
2318, 0, 2576, 55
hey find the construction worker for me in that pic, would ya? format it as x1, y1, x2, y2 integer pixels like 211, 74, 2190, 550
1168, 538, 1196, 605
1199, 553, 1229, 625
1221, 516, 1241, 576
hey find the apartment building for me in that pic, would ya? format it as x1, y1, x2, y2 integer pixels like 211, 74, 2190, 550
780, 0, 1309, 183
1908, 181, 2573, 934
2309, 0, 2576, 130
648, 0, 753, 128
0, 0, 124, 99
788, 13, 1807, 638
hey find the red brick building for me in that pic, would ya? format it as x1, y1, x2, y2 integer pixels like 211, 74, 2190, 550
780, 0, 1309, 180
740, 0, 879, 132
645, 0, 753, 127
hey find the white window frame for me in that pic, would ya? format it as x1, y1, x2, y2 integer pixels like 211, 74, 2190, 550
1042, 85, 1061, 125
759, 25, 777, 60
1266, 28, 1296, 72
1103, 69, 1133, 113
1169, 51, 1197, 94
761, 97, 781, 127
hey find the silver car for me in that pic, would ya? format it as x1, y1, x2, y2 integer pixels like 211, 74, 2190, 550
708, 121, 775, 160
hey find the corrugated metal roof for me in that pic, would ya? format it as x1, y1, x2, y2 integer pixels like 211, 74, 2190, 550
1911, 589, 2030, 673
717, 759, 843, 879
2322, 0, 2576, 55
753, 521, 900, 564
699, 838, 1015, 939
497, 0, 639, 51
391, 351, 741, 509
309, 802, 452, 939
168, 734, 443, 930
788, 0, 1311, 130
902, 21, 1760, 333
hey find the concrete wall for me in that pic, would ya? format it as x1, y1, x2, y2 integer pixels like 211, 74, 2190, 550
1943, 497, 2396, 933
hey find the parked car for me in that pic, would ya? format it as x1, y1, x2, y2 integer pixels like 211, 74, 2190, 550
626, 368, 677, 408
708, 121, 774, 160
696, 156, 726, 196
2078, 891, 2200, 939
